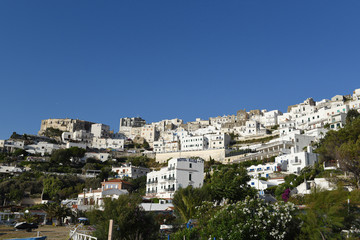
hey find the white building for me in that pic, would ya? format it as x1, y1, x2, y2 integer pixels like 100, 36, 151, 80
262, 110, 282, 127
293, 178, 335, 195
112, 164, 150, 179
180, 135, 208, 151
66, 142, 87, 149
25, 142, 61, 156
327, 112, 347, 130
77, 187, 128, 211
146, 158, 204, 199
275, 146, 318, 174
248, 179, 278, 191
61, 130, 93, 145
242, 120, 266, 136
1, 140, 25, 152
206, 133, 231, 149
91, 138, 124, 150
247, 162, 282, 179
153, 140, 180, 153
0, 165, 24, 174
91, 123, 110, 138
352, 88, 360, 100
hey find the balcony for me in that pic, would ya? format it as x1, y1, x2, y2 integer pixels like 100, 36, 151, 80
168, 177, 176, 181
168, 166, 176, 170
147, 180, 158, 184
146, 190, 157, 194
164, 188, 175, 192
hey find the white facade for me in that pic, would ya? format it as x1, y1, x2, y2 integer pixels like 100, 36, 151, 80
242, 120, 266, 136
0, 165, 24, 174
25, 142, 61, 156
247, 162, 282, 179
294, 178, 335, 195
3, 140, 25, 149
349, 99, 360, 111
206, 133, 231, 149
275, 146, 318, 174
353, 88, 360, 100
112, 164, 150, 179
180, 135, 208, 151
61, 130, 93, 144
248, 179, 278, 191
327, 112, 346, 130
91, 138, 124, 150
66, 142, 87, 149
263, 110, 282, 127
77, 188, 128, 210
146, 158, 204, 199
153, 140, 180, 153
91, 123, 110, 138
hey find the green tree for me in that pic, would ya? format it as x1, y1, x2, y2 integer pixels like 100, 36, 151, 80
346, 109, 360, 125
42, 202, 72, 226
172, 185, 210, 223
43, 176, 64, 200
43, 127, 63, 139
87, 194, 159, 240
298, 188, 360, 240
336, 139, 360, 188
209, 165, 256, 203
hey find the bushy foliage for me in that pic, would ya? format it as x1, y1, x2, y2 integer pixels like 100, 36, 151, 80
172, 197, 300, 240
87, 194, 159, 240
315, 118, 360, 188
299, 188, 360, 239
209, 165, 256, 204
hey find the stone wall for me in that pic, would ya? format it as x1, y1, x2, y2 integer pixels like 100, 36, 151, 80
155, 149, 226, 163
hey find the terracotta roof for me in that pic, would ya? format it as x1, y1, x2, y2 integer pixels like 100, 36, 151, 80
102, 179, 132, 185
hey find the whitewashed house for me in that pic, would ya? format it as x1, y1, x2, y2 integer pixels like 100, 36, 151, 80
247, 162, 283, 179
112, 164, 150, 179
293, 178, 335, 195
275, 146, 318, 174
91, 123, 111, 138
206, 133, 231, 149
25, 142, 61, 156
248, 179, 278, 191
146, 158, 204, 199
180, 136, 208, 151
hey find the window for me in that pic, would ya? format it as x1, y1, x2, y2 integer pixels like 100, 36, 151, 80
189, 163, 192, 168
189, 173, 192, 181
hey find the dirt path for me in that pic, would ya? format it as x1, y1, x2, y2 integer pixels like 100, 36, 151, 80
0, 225, 70, 240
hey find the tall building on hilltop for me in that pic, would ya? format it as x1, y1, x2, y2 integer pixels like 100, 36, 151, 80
119, 117, 146, 131
38, 118, 94, 136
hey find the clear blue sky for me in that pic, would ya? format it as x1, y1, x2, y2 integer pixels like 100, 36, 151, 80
1, 0, 359, 139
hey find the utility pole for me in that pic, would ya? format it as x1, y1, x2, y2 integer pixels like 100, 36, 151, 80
108, 219, 113, 240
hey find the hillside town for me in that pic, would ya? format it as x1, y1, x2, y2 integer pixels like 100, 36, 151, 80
1, 87, 360, 239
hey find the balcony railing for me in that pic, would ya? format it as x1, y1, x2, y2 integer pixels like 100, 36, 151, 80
164, 188, 175, 192
146, 190, 157, 194
168, 166, 176, 170
147, 180, 158, 184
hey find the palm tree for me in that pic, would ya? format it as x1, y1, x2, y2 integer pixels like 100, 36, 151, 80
42, 202, 72, 226
173, 186, 210, 223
